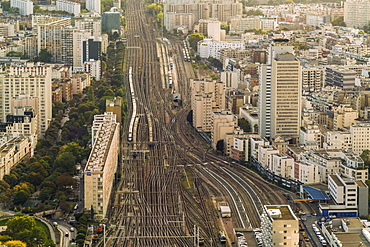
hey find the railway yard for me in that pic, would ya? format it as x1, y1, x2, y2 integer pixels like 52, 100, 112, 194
101, 0, 315, 246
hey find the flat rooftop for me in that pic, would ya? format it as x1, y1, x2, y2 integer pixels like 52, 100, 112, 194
330, 174, 344, 187
335, 232, 370, 247
356, 180, 367, 188
265, 205, 296, 221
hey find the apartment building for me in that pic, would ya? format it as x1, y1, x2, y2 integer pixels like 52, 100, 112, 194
211, 110, 236, 150
210, 2, 242, 22
164, 3, 209, 23
74, 19, 102, 38
325, 131, 351, 150
293, 162, 321, 184
198, 38, 245, 59
344, 0, 370, 28
10, 0, 33, 15
271, 153, 294, 179
164, 12, 195, 32
260, 205, 299, 247
0, 137, 30, 180
302, 67, 325, 92
325, 174, 368, 217
84, 113, 120, 219
299, 124, 323, 148
0, 23, 16, 37
56, 0, 80, 15
86, 0, 101, 14
258, 145, 279, 169
106, 98, 122, 123
36, 17, 71, 63
191, 78, 226, 131
350, 123, 370, 154
230, 17, 260, 33
0, 63, 52, 135
325, 66, 356, 91
306, 14, 331, 26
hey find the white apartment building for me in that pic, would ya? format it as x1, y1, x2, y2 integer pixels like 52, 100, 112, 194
56, 0, 80, 15
306, 14, 330, 26
344, 0, 370, 28
84, 59, 101, 80
258, 145, 279, 168
271, 153, 294, 178
10, 0, 33, 16
261, 205, 299, 247
325, 131, 351, 150
207, 19, 221, 41
198, 38, 245, 59
350, 123, 370, 154
0, 63, 52, 135
328, 175, 359, 213
260, 17, 278, 30
84, 112, 120, 219
86, 0, 101, 14
293, 162, 321, 184
333, 105, 358, 130
74, 19, 102, 38
36, 17, 71, 63
301, 150, 342, 182
229, 17, 260, 33
220, 70, 240, 89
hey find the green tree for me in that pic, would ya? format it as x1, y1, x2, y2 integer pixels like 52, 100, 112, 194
360, 150, 370, 168
238, 118, 251, 132
87, 86, 95, 102
188, 33, 205, 51
3, 240, 27, 247
53, 152, 77, 174
8, 7, 19, 13
35, 49, 52, 63
220, 24, 230, 34
7, 216, 47, 247
331, 16, 346, 27
245, 9, 264, 16
12, 190, 30, 205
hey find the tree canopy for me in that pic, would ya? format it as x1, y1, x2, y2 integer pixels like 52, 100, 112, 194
35, 49, 52, 63
331, 16, 346, 27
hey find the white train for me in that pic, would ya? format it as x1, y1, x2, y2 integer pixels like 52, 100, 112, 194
127, 66, 136, 142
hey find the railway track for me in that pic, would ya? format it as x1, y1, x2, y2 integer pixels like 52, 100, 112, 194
101, 0, 302, 246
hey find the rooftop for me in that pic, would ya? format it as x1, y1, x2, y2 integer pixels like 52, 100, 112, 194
265, 205, 297, 221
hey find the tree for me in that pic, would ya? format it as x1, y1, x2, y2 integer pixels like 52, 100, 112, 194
0, 180, 10, 193
35, 49, 52, 63
360, 150, 370, 168
53, 152, 77, 174
238, 118, 251, 132
331, 16, 346, 27
7, 216, 47, 247
188, 33, 205, 52
8, 7, 19, 13
3, 240, 27, 247
12, 190, 30, 205
220, 24, 229, 34
56, 174, 75, 188
245, 9, 264, 16
7, 216, 36, 235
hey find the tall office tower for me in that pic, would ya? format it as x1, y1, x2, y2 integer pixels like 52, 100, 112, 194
75, 19, 102, 38
86, 0, 101, 14
258, 45, 301, 141
0, 63, 52, 135
10, 0, 33, 15
344, 0, 370, 28
36, 17, 71, 63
